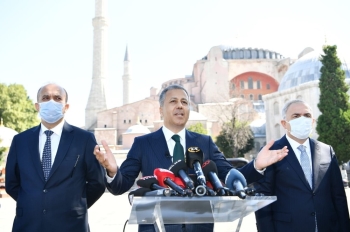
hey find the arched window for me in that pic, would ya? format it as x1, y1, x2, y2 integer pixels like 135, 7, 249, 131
258, 94, 262, 100
266, 84, 270, 89
248, 77, 253, 89
257, 80, 261, 89
240, 81, 245, 89
250, 94, 254, 100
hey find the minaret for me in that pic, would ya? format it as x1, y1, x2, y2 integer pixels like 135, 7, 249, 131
122, 45, 132, 105
85, 0, 109, 130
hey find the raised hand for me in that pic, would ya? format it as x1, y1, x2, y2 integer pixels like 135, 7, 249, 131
94, 140, 118, 177
255, 140, 288, 170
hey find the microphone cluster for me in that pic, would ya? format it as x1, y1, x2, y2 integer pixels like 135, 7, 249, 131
128, 147, 257, 204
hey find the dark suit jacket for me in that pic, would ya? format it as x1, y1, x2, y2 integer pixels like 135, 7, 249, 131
255, 135, 350, 232
5, 122, 106, 232
108, 128, 263, 232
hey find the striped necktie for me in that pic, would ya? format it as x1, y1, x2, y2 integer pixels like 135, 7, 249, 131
298, 145, 312, 187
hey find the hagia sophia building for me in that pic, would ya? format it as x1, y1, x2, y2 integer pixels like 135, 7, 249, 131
82, 0, 350, 159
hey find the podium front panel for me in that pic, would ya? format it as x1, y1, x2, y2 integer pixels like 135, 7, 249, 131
128, 196, 276, 225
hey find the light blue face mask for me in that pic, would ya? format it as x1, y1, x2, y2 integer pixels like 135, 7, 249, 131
39, 100, 65, 123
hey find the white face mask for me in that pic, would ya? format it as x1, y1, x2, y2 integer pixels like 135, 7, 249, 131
39, 100, 65, 123
286, 116, 313, 139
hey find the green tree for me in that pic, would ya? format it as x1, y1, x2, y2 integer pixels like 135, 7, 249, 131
0, 140, 6, 165
187, 123, 207, 135
0, 83, 39, 132
215, 120, 254, 158
316, 45, 350, 163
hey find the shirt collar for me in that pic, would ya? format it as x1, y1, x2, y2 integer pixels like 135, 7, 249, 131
40, 119, 65, 136
162, 126, 186, 142
286, 134, 309, 151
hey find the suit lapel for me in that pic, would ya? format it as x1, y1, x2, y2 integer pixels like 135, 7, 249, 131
48, 122, 74, 181
312, 139, 331, 191
29, 125, 45, 182
148, 128, 172, 168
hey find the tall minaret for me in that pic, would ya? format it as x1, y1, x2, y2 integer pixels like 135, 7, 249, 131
85, 0, 109, 130
122, 45, 132, 105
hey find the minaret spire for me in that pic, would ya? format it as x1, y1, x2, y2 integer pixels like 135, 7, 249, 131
122, 45, 132, 105
85, 0, 110, 130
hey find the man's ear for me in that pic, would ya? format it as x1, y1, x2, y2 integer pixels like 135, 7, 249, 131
35, 103, 40, 112
63, 103, 70, 113
280, 119, 287, 129
159, 107, 163, 117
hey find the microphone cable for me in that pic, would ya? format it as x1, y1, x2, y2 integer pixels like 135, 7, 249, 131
123, 219, 128, 232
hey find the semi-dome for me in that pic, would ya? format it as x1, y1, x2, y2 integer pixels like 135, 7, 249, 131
278, 49, 350, 91
123, 124, 150, 134
0, 123, 18, 147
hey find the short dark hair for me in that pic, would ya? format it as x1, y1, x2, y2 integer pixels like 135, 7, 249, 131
37, 84, 68, 103
159, 84, 189, 107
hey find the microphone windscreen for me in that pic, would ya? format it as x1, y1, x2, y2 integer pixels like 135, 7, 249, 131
185, 146, 204, 168
129, 187, 151, 197
206, 181, 214, 189
154, 168, 176, 187
169, 160, 188, 175
137, 176, 159, 188
225, 168, 247, 189
201, 160, 218, 178
174, 176, 186, 188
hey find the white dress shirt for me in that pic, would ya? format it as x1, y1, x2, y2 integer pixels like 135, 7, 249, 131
39, 120, 64, 165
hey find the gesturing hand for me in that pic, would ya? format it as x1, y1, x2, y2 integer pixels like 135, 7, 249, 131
94, 140, 118, 177
255, 140, 288, 170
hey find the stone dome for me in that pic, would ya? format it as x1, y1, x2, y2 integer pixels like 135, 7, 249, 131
123, 124, 150, 134
0, 124, 18, 147
278, 49, 350, 91
202, 46, 285, 60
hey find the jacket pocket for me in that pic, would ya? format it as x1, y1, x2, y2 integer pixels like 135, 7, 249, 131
70, 207, 86, 217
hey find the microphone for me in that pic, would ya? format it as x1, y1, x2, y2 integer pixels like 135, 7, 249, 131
154, 168, 187, 196
174, 177, 194, 196
202, 160, 226, 196
186, 147, 215, 196
169, 160, 195, 190
128, 187, 173, 204
137, 176, 167, 190
225, 168, 247, 199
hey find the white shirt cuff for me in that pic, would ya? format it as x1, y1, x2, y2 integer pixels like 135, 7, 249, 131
254, 159, 266, 175
105, 172, 116, 183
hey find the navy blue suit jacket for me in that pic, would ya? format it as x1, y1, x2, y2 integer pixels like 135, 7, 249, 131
5, 122, 106, 232
255, 135, 350, 232
108, 128, 263, 232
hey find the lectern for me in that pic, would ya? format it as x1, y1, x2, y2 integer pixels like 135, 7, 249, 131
128, 196, 276, 232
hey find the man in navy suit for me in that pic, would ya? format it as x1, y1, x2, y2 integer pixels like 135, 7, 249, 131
255, 99, 350, 232
94, 84, 288, 232
6, 83, 105, 232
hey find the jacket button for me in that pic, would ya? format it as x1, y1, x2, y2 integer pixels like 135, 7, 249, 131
43, 209, 46, 214
43, 189, 47, 193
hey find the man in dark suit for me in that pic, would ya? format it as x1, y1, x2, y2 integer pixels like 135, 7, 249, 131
94, 84, 288, 232
6, 83, 105, 232
255, 99, 350, 232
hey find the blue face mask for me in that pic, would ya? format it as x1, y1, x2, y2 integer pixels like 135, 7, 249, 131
39, 100, 65, 123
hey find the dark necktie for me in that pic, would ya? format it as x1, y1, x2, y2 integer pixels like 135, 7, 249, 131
172, 134, 184, 162
298, 145, 312, 187
42, 130, 54, 181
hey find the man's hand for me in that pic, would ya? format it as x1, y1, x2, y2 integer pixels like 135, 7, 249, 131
255, 140, 288, 170
94, 140, 118, 177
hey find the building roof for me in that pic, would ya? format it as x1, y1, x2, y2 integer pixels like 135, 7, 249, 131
123, 124, 150, 134
278, 48, 350, 91
188, 111, 207, 121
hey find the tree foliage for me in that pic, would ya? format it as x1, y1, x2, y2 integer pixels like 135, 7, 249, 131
187, 123, 207, 135
216, 120, 255, 158
0, 140, 6, 165
316, 45, 350, 163
0, 83, 39, 132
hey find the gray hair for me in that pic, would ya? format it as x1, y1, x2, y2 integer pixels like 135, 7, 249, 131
281, 99, 312, 119
37, 83, 68, 103
159, 84, 189, 107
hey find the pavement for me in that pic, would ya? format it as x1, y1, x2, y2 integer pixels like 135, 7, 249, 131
1, 188, 350, 232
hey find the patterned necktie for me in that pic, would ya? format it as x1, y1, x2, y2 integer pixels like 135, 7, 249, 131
42, 130, 54, 181
172, 134, 184, 163
298, 145, 312, 188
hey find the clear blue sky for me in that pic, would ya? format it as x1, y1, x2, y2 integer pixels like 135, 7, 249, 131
0, 0, 349, 127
